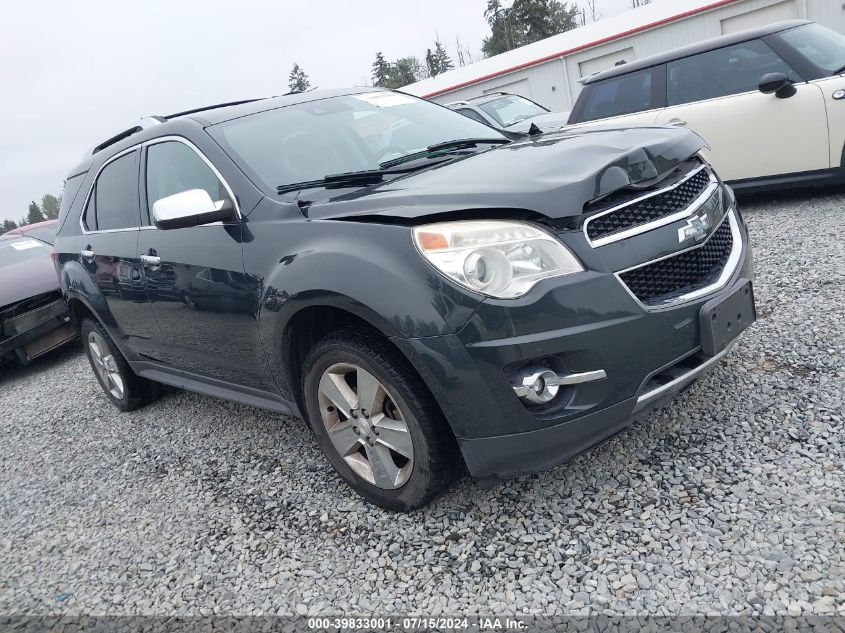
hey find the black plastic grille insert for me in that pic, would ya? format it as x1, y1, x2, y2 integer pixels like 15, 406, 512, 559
587, 168, 711, 241
619, 217, 733, 305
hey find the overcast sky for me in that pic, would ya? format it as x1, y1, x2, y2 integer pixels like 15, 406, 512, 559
0, 0, 631, 225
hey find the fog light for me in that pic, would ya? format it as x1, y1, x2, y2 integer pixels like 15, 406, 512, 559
511, 368, 561, 404
511, 366, 608, 405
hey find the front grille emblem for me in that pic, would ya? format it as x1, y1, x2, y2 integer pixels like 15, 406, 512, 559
678, 213, 711, 244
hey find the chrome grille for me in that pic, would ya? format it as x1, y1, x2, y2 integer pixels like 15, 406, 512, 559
619, 217, 734, 306
586, 167, 711, 242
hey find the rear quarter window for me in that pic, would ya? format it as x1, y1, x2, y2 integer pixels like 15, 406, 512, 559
56, 173, 86, 232
574, 66, 662, 123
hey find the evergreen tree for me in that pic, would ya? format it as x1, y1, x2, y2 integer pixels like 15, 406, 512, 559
483, 0, 578, 57
27, 201, 44, 225
288, 63, 312, 92
1, 219, 17, 233
386, 57, 425, 88
41, 193, 61, 220
372, 52, 391, 87
425, 48, 438, 78
433, 38, 454, 75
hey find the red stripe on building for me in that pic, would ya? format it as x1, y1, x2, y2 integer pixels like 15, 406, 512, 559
422, 0, 742, 98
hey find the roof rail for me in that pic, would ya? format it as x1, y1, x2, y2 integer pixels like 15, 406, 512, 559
163, 98, 264, 120
88, 116, 165, 156
86, 99, 265, 158
468, 92, 507, 101
576, 71, 601, 85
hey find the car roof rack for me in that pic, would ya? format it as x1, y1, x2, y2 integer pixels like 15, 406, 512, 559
88, 98, 265, 157
467, 92, 508, 101
577, 71, 602, 85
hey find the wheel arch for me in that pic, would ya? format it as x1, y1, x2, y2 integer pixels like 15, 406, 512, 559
278, 301, 408, 419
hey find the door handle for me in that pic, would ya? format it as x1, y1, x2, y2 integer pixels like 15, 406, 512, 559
80, 247, 95, 262
140, 254, 161, 269
668, 119, 687, 126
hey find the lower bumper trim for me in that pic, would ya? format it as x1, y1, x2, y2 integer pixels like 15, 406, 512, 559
633, 341, 736, 413
460, 344, 737, 481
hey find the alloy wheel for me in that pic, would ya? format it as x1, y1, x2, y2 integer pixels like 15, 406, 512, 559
87, 330, 125, 399
317, 363, 414, 489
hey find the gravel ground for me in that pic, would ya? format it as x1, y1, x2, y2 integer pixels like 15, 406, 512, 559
1, 190, 843, 618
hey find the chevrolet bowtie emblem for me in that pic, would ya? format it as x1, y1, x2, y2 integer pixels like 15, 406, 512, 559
678, 213, 711, 243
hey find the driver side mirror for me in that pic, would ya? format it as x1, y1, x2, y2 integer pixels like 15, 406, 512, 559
152, 189, 237, 230
758, 72, 797, 99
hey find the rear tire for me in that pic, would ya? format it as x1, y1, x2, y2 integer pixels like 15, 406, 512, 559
80, 318, 160, 411
302, 327, 459, 510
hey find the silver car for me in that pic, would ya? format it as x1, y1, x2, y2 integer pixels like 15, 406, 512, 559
447, 92, 571, 134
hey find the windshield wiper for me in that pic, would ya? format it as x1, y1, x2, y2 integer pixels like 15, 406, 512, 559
379, 138, 510, 169
833, 64, 845, 75
276, 138, 510, 194
276, 163, 441, 195
276, 170, 388, 194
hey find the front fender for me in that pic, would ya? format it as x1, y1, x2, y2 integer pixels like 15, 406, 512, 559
243, 199, 484, 398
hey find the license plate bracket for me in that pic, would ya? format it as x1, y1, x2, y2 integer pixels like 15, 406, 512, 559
699, 279, 756, 356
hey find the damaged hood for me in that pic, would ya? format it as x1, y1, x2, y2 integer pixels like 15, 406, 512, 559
306, 125, 706, 222
0, 238, 58, 311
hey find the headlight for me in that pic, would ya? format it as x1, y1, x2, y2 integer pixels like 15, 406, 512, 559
412, 220, 583, 299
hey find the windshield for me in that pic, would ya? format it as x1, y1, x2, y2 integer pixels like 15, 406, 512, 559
779, 23, 845, 75
478, 95, 548, 127
211, 92, 506, 193
0, 238, 50, 267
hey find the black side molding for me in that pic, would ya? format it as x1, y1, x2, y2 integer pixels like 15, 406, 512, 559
130, 361, 297, 416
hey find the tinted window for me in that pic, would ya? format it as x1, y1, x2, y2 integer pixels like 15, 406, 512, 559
667, 39, 800, 106
779, 23, 845, 75
146, 141, 228, 217
93, 151, 141, 231
82, 192, 96, 231
577, 68, 657, 122
457, 108, 490, 125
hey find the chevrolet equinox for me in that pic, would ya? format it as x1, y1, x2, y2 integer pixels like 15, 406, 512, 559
54, 88, 755, 509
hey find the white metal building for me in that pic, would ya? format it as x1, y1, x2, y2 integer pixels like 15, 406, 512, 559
403, 0, 845, 111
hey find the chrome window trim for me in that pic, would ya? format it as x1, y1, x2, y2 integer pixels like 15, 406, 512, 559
583, 163, 714, 248
78, 135, 240, 236
614, 207, 743, 311
78, 146, 141, 235
144, 135, 242, 226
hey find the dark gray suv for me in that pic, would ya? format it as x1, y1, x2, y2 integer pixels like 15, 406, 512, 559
54, 88, 755, 509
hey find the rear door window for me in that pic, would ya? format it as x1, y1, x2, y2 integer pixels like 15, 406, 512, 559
576, 67, 660, 122
88, 151, 142, 231
667, 39, 801, 106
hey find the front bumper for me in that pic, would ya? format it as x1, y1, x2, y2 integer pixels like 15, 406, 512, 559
394, 212, 754, 481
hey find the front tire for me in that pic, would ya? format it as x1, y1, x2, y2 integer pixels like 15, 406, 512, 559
81, 318, 160, 411
302, 327, 459, 510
